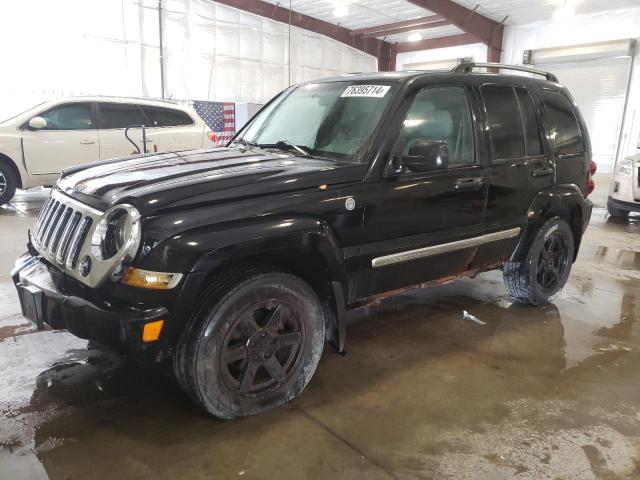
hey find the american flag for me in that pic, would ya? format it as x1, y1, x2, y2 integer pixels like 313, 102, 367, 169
193, 101, 236, 146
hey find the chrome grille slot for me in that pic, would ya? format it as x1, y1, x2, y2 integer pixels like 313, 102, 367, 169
65, 217, 92, 269
33, 198, 54, 238
43, 202, 65, 248
56, 211, 82, 265
48, 207, 73, 256
36, 200, 59, 245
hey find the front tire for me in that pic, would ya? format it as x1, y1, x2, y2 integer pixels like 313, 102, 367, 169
175, 269, 324, 419
0, 162, 17, 206
503, 217, 574, 306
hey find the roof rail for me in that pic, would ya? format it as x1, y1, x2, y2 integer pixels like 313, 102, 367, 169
452, 62, 558, 83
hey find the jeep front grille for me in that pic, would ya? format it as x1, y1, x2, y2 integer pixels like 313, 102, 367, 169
31, 191, 101, 275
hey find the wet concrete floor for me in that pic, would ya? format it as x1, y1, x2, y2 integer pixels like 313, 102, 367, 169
1, 187, 640, 479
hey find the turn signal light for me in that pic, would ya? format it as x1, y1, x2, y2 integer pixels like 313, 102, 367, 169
121, 267, 183, 289
142, 320, 164, 342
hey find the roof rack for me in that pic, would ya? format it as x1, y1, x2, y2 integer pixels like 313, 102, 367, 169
452, 62, 558, 83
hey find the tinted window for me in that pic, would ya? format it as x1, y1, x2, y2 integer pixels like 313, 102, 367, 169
541, 90, 583, 155
142, 107, 193, 127
515, 88, 543, 156
99, 103, 147, 129
481, 85, 525, 159
40, 104, 93, 130
394, 86, 475, 166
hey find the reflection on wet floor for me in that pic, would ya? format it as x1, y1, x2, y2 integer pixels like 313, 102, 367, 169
1, 193, 640, 479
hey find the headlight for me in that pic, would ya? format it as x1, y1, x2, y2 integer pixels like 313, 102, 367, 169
91, 204, 141, 261
616, 158, 633, 176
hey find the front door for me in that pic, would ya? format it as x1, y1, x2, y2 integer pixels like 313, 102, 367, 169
356, 85, 488, 299
22, 102, 99, 183
96, 102, 158, 159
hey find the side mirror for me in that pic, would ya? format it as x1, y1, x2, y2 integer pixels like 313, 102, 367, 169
397, 140, 449, 173
28, 117, 47, 130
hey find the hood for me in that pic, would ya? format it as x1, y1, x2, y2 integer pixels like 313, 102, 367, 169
57, 148, 365, 212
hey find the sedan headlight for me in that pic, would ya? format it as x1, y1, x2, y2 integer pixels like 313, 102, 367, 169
91, 204, 141, 261
616, 158, 633, 177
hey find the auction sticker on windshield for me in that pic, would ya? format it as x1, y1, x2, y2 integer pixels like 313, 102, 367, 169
341, 85, 391, 98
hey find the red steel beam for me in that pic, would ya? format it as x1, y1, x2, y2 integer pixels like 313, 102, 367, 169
407, 0, 503, 60
213, 0, 390, 60
351, 15, 449, 37
395, 32, 477, 53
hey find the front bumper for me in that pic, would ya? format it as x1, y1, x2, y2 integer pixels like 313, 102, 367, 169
11, 253, 169, 363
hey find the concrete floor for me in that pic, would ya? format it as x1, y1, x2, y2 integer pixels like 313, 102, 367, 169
1, 179, 640, 480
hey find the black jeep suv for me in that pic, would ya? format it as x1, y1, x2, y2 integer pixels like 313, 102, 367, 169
13, 63, 595, 418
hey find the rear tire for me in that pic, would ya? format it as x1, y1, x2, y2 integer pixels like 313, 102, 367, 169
0, 162, 17, 206
503, 217, 574, 306
174, 269, 324, 419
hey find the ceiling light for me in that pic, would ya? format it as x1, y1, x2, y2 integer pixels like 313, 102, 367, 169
408, 32, 422, 42
333, 3, 349, 17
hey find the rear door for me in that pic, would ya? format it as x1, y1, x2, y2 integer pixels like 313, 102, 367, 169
482, 84, 554, 230
356, 84, 489, 298
96, 102, 157, 159
140, 105, 203, 151
22, 102, 99, 179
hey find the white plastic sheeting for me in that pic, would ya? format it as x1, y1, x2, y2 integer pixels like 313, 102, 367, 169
0, 0, 376, 121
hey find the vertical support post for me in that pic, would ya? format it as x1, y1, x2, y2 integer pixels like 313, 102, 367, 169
378, 43, 397, 72
158, 0, 165, 99
487, 25, 503, 63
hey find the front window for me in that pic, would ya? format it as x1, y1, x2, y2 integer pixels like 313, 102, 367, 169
235, 82, 397, 161
40, 103, 94, 130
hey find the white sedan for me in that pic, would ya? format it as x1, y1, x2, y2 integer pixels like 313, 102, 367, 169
0, 97, 212, 205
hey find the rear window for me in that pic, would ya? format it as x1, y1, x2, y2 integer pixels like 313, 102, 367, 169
142, 106, 193, 127
99, 103, 146, 129
540, 90, 584, 155
481, 85, 525, 160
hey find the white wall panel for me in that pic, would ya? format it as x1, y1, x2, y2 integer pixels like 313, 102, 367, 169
396, 43, 488, 71
0, 0, 376, 120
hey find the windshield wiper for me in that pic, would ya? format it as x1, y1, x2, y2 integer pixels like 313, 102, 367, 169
232, 138, 258, 149
269, 140, 310, 158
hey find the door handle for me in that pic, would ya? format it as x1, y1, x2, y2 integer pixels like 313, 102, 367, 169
80, 140, 96, 145
454, 177, 485, 191
532, 167, 554, 177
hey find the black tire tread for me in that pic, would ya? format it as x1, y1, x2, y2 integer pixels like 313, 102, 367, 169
0, 161, 17, 206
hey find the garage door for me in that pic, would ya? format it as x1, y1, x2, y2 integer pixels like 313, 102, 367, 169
533, 41, 633, 173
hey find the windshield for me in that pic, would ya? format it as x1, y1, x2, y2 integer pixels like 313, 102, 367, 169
235, 82, 396, 161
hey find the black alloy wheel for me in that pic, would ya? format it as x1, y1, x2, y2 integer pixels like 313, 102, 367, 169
220, 300, 305, 397
174, 269, 325, 418
536, 230, 570, 294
